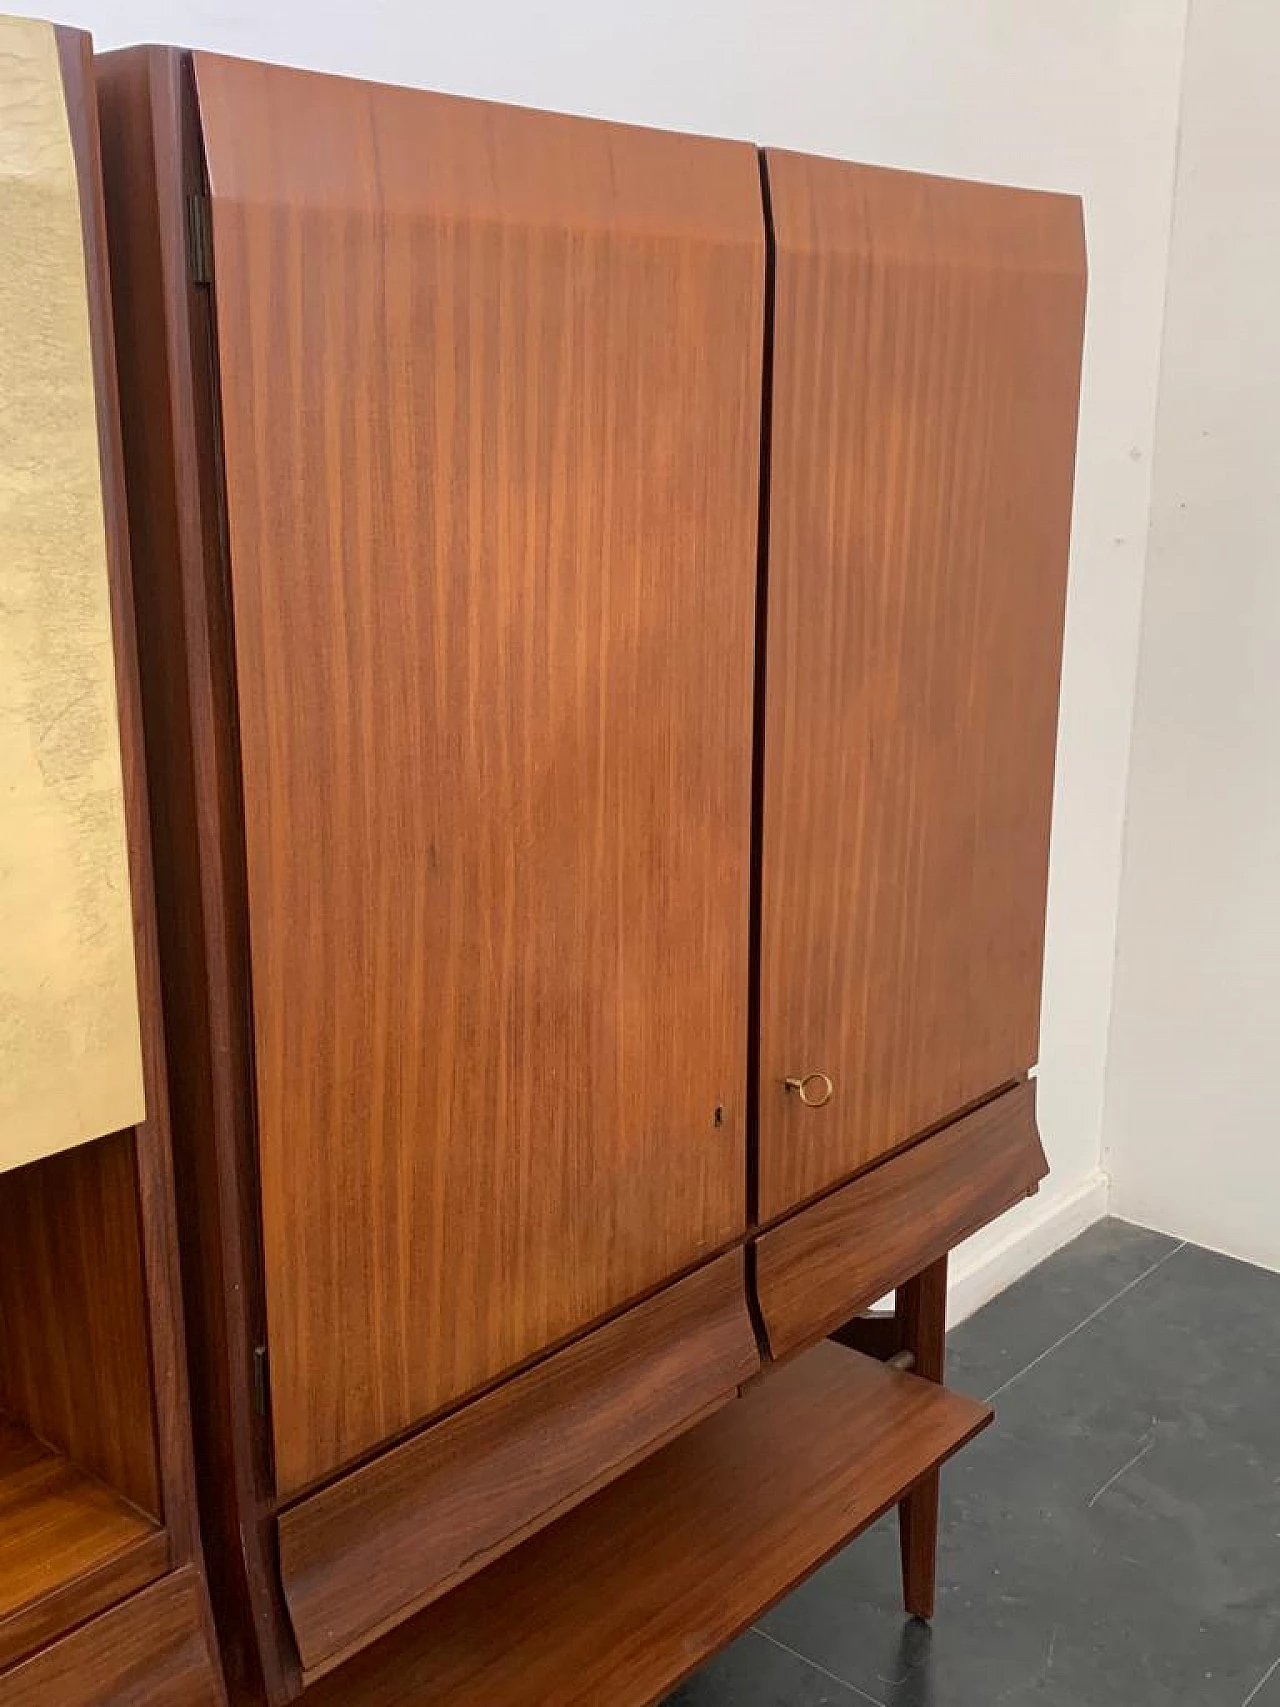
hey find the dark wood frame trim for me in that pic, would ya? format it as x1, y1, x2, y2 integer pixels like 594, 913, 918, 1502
94, 42, 290, 1706
58, 19, 193, 1565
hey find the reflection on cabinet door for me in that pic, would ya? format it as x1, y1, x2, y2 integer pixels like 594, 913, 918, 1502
757, 152, 1085, 1221
192, 54, 765, 1494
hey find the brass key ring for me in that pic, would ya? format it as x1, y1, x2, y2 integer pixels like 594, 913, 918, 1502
783, 1071, 834, 1108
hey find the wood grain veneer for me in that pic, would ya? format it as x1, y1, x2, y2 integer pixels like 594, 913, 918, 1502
0, 1418, 166, 1671
0, 1134, 159, 1515
191, 52, 765, 1494
757, 152, 1085, 1217
52, 18, 209, 1566
757, 1079, 1047, 1361
1, 1565, 223, 1707
303, 1342, 991, 1705
280, 1251, 759, 1674
96, 44, 299, 1703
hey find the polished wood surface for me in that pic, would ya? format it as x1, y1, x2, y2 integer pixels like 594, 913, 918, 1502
0, 1135, 159, 1515
895, 1254, 948, 1620
281, 1251, 758, 1674
55, 17, 205, 1565
757, 1080, 1046, 1360
97, 45, 298, 1703
1, 1565, 224, 1707
0, 1417, 165, 1670
757, 152, 1085, 1217
304, 1342, 991, 1704
0, 1530, 168, 1679
192, 52, 765, 1494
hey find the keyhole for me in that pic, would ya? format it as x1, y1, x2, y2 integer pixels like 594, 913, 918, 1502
713, 1105, 724, 1128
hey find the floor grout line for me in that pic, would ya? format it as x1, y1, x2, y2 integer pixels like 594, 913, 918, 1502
984, 1240, 1189, 1404
752, 1626, 889, 1707
1242, 1654, 1280, 1707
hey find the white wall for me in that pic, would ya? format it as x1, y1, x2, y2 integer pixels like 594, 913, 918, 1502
35, 0, 1189, 1293
1105, 0, 1280, 1272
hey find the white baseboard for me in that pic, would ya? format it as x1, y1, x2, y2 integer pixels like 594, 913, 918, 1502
945, 1168, 1111, 1329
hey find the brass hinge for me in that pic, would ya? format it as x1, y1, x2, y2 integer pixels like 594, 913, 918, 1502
186, 193, 213, 287
252, 1344, 270, 1417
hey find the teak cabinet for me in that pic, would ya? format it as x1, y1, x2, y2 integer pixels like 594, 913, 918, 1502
94, 42, 1085, 1707
0, 21, 224, 1705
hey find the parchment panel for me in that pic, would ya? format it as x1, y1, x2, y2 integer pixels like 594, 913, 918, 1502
0, 15, 144, 1172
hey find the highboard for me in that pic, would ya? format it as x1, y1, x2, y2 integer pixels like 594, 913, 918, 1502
91, 40, 1085, 1707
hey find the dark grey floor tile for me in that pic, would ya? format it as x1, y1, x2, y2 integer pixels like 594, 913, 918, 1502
1243, 1655, 1280, 1705
757, 1234, 1280, 1707
663, 1627, 880, 1706
675, 1227, 1280, 1706
945, 1217, 1182, 1401
756, 1456, 1085, 1707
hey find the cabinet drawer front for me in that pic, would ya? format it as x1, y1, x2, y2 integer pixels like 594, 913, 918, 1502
192, 53, 765, 1493
756, 1081, 1047, 1362
1, 1568, 223, 1707
279, 1250, 759, 1675
757, 150, 1085, 1218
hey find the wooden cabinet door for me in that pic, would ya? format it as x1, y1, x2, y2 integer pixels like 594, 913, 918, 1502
757, 153, 1085, 1222
192, 55, 764, 1494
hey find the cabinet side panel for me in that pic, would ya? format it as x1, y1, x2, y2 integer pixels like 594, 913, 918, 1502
96, 44, 294, 1705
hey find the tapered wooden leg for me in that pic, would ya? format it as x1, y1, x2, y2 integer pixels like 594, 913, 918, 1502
895, 1253, 948, 1620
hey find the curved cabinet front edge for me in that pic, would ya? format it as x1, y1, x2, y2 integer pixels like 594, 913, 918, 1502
280, 1249, 760, 1677
755, 1079, 1048, 1362
302, 1344, 991, 1707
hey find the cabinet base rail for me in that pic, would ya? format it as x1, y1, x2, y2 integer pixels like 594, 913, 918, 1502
301, 1338, 991, 1706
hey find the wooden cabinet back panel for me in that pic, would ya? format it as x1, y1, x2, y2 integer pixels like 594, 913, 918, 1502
758, 153, 1085, 1219
192, 55, 764, 1493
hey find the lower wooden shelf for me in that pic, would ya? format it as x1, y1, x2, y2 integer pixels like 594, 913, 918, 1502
0, 1417, 167, 1669
305, 1340, 993, 1705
